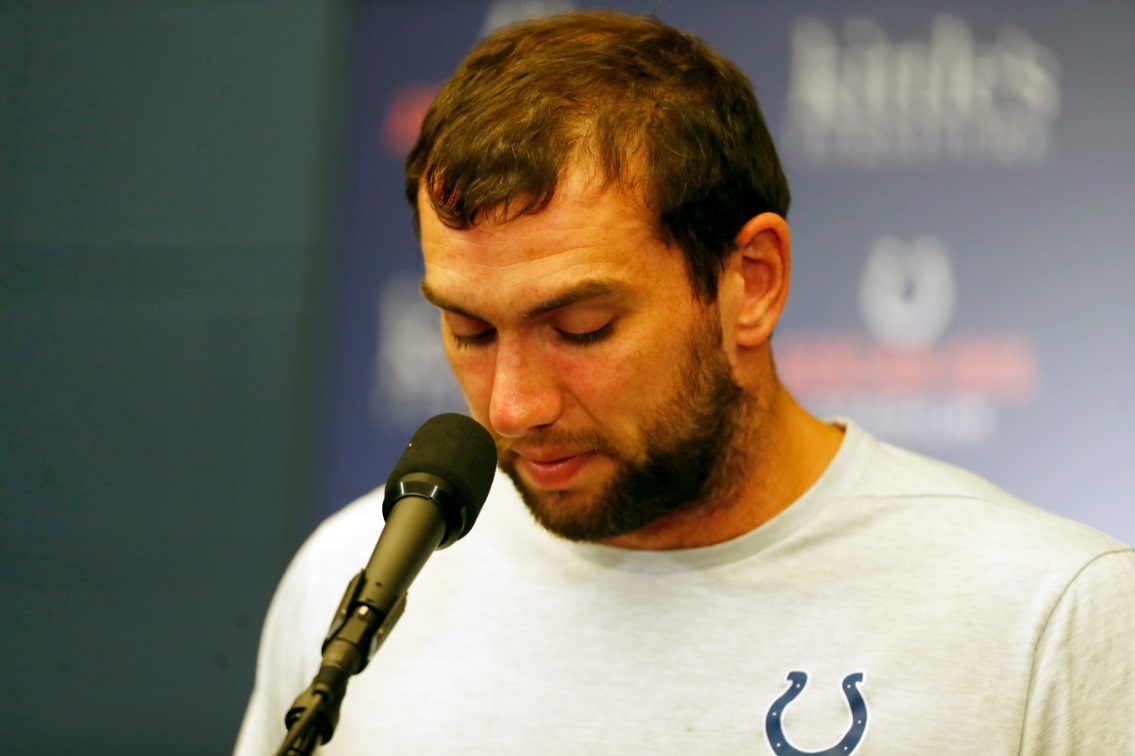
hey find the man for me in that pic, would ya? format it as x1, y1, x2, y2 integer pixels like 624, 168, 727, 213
237, 12, 1135, 754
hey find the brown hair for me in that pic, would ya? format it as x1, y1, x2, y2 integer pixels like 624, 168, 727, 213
405, 11, 790, 300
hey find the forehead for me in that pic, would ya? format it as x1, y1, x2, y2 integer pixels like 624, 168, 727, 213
418, 171, 688, 314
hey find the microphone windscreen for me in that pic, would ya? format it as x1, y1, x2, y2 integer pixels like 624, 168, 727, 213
385, 413, 497, 525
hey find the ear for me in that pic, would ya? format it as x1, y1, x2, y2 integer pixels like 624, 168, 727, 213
723, 213, 791, 348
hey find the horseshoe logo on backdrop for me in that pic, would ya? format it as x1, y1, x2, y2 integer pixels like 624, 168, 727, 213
765, 671, 868, 755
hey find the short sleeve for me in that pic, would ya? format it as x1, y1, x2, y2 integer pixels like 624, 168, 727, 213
1019, 548, 1135, 754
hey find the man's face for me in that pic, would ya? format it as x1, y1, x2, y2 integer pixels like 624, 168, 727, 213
419, 170, 751, 543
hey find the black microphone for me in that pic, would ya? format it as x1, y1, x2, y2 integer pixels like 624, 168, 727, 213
351, 411, 497, 624
277, 413, 496, 755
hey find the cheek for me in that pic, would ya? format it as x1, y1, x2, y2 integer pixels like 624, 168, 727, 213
443, 345, 495, 416
555, 342, 662, 418
442, 332, 678, 428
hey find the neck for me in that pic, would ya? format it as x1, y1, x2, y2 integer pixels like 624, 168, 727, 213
600, 383, 844, 550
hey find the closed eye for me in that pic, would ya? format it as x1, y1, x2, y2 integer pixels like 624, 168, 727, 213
557, 322, 613, 345
451, 328, 496, 348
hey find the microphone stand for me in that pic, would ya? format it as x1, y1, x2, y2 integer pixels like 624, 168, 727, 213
274, 574, 409, 755
274, 493, 446, 755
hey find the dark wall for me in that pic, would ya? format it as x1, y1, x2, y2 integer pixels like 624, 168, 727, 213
0, 1, 347, 751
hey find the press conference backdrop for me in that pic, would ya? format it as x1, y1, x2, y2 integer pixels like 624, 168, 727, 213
2, 2, 1130, 754
323, 0, 1134, 551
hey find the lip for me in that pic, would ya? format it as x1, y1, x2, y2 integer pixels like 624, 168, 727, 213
513, 449, 599, 490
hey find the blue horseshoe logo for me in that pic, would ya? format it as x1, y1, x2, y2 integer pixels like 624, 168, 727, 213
765, 671, 868, 756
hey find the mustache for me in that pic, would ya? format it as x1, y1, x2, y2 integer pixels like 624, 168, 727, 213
493, 426, 625, 458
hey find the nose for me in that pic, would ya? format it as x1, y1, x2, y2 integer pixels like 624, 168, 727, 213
488, 337, 563, 438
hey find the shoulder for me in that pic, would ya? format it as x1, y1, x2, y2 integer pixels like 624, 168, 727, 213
867, 432, 1124, 546
259, 488, 388, 647
284, 471, 528, 599
296, 488, 388, 570
273, 487, 390, 614
827, 424, 1132, 597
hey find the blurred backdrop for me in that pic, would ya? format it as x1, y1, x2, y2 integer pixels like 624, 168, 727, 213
2, 0, 1132, 752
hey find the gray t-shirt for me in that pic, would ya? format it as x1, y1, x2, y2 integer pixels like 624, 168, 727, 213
235, 421, 1135, 754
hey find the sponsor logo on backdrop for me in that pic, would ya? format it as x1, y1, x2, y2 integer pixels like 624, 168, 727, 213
780, 237, 1038, 449
783, 14, 1061, 167
374, 10, 1041, 447
371, 272, 466, 429
384, 84, 442, 155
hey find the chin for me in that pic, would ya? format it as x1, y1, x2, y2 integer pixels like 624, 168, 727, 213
509, 476, 615, 542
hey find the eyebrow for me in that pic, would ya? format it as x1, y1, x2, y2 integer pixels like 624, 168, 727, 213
420, 278, 631, 321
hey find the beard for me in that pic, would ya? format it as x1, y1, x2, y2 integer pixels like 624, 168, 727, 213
497, 315, 754, 543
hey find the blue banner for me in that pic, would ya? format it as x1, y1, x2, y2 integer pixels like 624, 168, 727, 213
319, 0, 1135, 545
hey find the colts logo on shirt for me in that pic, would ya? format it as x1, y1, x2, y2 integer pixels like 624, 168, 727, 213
765, 671, 868, 755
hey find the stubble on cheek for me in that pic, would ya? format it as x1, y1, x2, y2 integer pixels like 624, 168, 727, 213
497, 319, 752, 543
